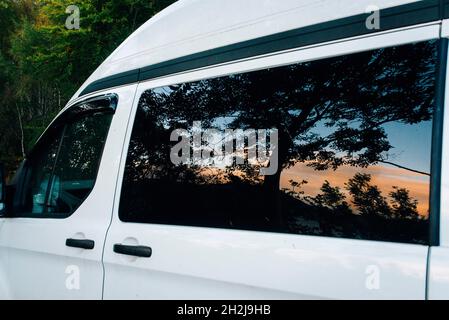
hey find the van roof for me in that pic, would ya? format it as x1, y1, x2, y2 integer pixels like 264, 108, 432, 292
71, 0, 427, 101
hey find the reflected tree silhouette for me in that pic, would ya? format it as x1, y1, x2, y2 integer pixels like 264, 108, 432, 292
282, 173, 426, 242
345, 173, 391, 217
287, 174, 421, 219
121, 40, 437, 243
307, 180, 352, 214
389, 186, 420, 220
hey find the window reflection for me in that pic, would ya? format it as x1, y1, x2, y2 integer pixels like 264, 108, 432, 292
120, 40, 437, 244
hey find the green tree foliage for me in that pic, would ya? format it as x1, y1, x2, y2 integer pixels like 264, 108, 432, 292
0, 0, 176, 179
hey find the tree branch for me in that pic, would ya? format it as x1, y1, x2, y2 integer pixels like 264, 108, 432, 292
378, 160, 430, 176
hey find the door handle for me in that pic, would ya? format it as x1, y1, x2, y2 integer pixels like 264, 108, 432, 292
66, 238, 95, 250
113, 244, 152, 258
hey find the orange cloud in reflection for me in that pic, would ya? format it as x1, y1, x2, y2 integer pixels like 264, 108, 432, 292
281, 163, 430, 216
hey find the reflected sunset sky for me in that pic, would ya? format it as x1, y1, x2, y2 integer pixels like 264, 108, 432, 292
281, 121, 432, 217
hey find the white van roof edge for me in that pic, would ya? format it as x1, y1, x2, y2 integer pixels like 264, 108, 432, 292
70, 0, 442, 102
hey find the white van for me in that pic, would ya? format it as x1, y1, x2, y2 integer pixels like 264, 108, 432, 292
1, 0, 449, 300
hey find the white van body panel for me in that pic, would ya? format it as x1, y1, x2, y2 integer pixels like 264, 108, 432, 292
104, 224, 427, 300
70, 0, 420, 101
0, 0, 447, 300
428, 247, 449, 299
102, 23, 438, 300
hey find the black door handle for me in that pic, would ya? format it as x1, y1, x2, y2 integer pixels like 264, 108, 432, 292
66, 238, 95, 250
113, 244, 152, 258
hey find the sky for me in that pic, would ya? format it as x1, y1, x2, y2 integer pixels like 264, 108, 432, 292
281, 120, 433, 216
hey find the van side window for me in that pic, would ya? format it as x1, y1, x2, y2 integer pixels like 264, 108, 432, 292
16, 97, 115, 218
120, 40, 438, 244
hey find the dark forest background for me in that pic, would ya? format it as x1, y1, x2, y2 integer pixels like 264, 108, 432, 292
0, 0, 176, 179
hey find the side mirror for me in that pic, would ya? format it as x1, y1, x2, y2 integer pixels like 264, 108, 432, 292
0, 164, 5, 215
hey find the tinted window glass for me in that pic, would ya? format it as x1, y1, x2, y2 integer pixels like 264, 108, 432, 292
17, 100, 114, 217
22, 131, 62, 214
120, 41, 438, 244
46, 113, 112, 214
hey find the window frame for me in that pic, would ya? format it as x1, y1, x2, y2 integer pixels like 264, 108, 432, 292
429, 38, 448, 246
10, 94, 118, 219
